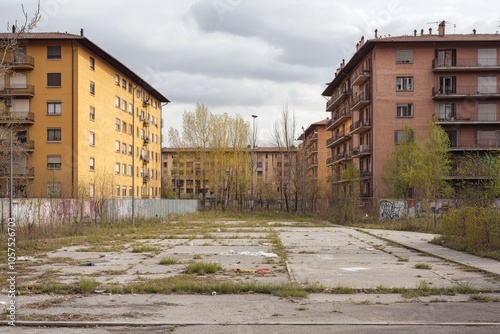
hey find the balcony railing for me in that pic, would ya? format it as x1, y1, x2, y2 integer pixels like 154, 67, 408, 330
435, 112, 499, 123
3, 54, 35, 70
0, 111, 35, 124
0, 167, 35, 178
432, 58, 500, 71
350, 91, 371, 111
432, 86, 500, 99
349, 119, 371, 134
351, 68, 371, 87
326, 130, 351, 148
352, 144, 372, 157
326, 108, 351, 131
326, 87, 350, 111
0, 84, 35, 97
450, 139, 500, 150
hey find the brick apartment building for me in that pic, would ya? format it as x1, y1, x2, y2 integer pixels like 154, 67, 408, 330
0, 31, 169, 199
322, 22, 500, 200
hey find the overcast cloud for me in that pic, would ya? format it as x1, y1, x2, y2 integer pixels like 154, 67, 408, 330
1, 0, 499, 144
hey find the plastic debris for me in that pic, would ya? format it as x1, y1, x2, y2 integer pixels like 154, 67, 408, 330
221, 250, 278, 258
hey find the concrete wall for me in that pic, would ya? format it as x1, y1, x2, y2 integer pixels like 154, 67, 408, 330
0, 198, 199, 226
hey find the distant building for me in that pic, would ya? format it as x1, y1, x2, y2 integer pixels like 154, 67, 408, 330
0, 31, 169, 198
322, 22, 500, 200
161, 147, 298, 205
298, 119, 330, 212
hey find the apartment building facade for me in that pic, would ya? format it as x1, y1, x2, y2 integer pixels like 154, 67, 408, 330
298, 119, 330, 211
0, 31, 169, 199
322, 22, 500, 200
161, 147, 298, 204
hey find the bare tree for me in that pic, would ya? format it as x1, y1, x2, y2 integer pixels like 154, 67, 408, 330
1, 2, 41, 198
270, 104, 298, 211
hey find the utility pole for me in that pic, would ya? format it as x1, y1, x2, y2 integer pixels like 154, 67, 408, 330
250, 115, 257, 210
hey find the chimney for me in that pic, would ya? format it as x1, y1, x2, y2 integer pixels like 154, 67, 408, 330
80, 28, 84, 36
374, 29, 378, 38
438, 21, 445, 37
12, 25, 16, 34
360, 36, 365, 46
429, 28, 432, 35
421, 29, 424, 36
356, 42, 359, 51
414, 29, 417, 36
473, 29, 476, 35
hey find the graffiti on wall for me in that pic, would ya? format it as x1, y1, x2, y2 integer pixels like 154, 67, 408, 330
379, 199, 421, 219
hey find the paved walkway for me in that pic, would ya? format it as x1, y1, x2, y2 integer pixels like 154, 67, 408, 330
360, 229, 500, 276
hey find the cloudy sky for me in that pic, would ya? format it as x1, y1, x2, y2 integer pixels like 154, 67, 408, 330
1, 0, 499, 145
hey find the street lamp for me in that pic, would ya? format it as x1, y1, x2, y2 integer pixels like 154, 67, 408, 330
0, 130, 14, 232
250, 115, 257, 210
301, 126, 306, 213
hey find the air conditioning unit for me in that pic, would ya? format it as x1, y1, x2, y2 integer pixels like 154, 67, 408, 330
4, 98, 13, 107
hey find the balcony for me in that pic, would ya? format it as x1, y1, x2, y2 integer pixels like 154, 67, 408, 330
143, 175, 150, 183
144, 137, 150, 145
351, 68, 371, 87
326, 108, 351, 131
360, 170, 372, 179
435, 112, 499, 124
141, 154, 150, 163
4, 54, 35, 70
449, 139, 500, 151
0, 111, 35, 124
326, 87, 350, 111
326, 130, 351, 148
0, 166, 35, 179
432, 58, 500, 72
349, 119, 371, 134
432, 86, 500, 100
350, 91, 371, 111
19, 139, 35, 152
352, 144, 372, 157
0, 84, 35, 97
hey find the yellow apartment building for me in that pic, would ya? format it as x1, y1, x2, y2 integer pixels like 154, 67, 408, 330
322, 22, 500, 201
0, 31, 169, 199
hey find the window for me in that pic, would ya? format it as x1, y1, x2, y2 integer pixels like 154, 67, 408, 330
115, 96, 120, 108
128, 165, 133, 176
438, 103, 456, 120
122, 186, 127, 197
47, 182, 62, 197
122, 142, 127, 154
47, 73, 61, 87
90, 157, 95, 171
47, 46, 61, 59
128, 103, 133, 114
115, 163, 120, 175
128, 144, 133, 155
128, 82, 133, 93
47, 102, 62, 115
394, 129, 414, 144
90, 81, 95, 95
129, 186, 133, 197
116, 186, 120, 197
122, 100, 127, 111
122, 79, 127, 89
115, 140, 120, 152
47, 155, 62, 170
396, 104, 414, 117
89, 56, 95, 70
116, 118, 121, 131
122, 164, 127, 175
128, 124, 133, 135
89, 106, 95, 120
122, 121, 127, 133
89, 132, 95, 146
396, 49, 413, 64
47, 128, 61, 142
396, 77, 413, 91
115, 74, 120, 85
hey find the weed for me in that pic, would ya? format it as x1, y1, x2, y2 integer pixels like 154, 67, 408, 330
131, 244, 160, 254
185, 261, 222, 275
159, 257, 179, 265
414, 263, 432, 270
